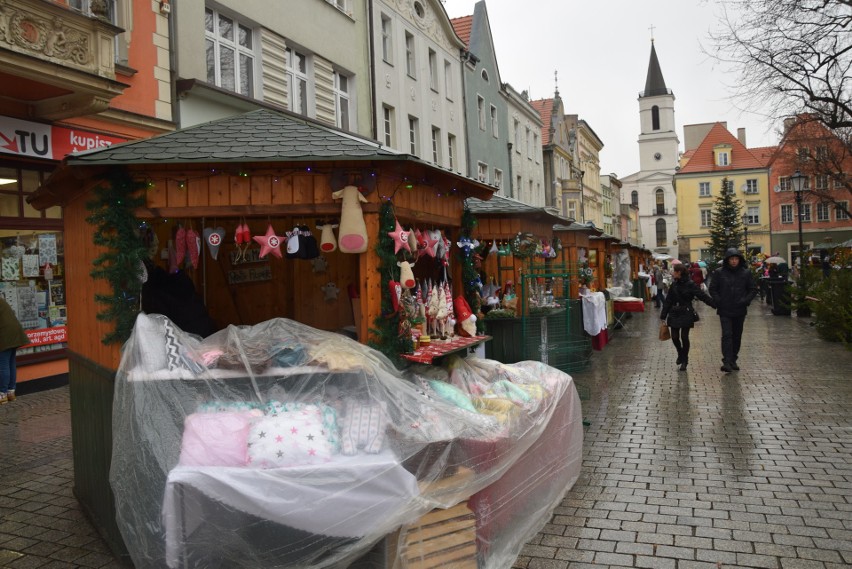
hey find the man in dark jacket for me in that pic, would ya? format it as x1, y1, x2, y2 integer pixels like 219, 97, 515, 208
709, 248, 759, 373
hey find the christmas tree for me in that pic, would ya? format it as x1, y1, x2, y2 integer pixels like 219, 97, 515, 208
706, 177, 745, 261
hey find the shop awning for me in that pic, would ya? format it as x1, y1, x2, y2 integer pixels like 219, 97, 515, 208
465, 194, 572, 225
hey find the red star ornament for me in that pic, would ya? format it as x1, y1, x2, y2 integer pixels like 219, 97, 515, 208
253, 224, 285, 258
387, 219, 411, 254
420, 231, 439, 258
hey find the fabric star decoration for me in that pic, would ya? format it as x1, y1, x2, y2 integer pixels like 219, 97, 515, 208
419, 231, 439, 258
253, 224, 285, 258
387, 219, 411, 254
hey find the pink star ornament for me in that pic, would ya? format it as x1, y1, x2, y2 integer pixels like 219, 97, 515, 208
387, 219, 412, 254
253, 224, 285, 258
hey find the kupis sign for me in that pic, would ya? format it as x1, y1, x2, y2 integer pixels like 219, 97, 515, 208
0, 116, 126, 160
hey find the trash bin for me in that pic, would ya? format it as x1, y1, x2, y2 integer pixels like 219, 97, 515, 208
768, 278, 791, 315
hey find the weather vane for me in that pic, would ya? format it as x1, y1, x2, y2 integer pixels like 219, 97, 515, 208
649, 24, 655, 42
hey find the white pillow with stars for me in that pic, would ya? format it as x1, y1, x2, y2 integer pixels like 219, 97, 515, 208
247, 409, 335, 468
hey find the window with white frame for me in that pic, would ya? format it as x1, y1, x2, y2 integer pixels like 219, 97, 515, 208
745, 179, 758, 194
699, 181, 711, 197
797, 147, 809, 161
494, 169, 503, 190
285, 47, 309, 114
381, 14, 393, 63
428, 49, 437, 91
781, 204, 793, 223
443, 60, 453, 100
745, 205, 759, 225
837, 201, 850, 220
815, 175, 828, 190
333, 71, 350, 131
567, 200, 577, 219
799, 203, 811, 222
700, 209, 712, 227
382, 105, 394, 146
477, 96, 485, 130
779, 176, 791, 191
834, 174, 845, 188
717, 152, 729, 166
490, 105, 498, 137
326, 0, 348, 12
408, 116, 419, 155
206, 8, 255, 97
430, 126, 441, 164
73, 0, 126, 62
513, 119, 521, 151
477, 162, 488, 183
447, 134, 456, 170
817, 202, 830, 222
405, 32, 415, 78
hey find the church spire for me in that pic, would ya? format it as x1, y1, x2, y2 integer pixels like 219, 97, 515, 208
642, 41, 670, 97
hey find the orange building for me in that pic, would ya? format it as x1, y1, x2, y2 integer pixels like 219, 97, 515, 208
0, 0, 173, 385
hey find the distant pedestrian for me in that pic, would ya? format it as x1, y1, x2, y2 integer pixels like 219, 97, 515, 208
661, 264, 716, 371
689, 262, 704, 289
0, 296, 30, 404
709, 248, 759, 373
652, 263, 665, 308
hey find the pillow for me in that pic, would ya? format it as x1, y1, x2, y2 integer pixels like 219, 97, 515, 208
134, 313, 167, 373
489, 380, 532, 405
178, 411, 261, 467
340, 400, 388, 455
473, 397, 518, 416
427, 380, 477, 413
264, 402, 340, 452
247, 411, 336, 468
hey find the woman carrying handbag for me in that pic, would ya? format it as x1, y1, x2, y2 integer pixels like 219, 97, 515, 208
660, 264, 716, 371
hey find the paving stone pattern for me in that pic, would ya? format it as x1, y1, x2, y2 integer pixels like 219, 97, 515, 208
0, 302, 850, 568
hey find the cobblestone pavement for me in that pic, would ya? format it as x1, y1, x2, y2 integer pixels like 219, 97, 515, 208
1, 301, 850, 568
516, 302, 852, 569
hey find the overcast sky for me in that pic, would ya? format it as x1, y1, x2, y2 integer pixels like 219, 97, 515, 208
439, 0, 778, 179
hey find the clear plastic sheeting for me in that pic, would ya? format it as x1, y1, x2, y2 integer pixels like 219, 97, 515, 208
110, 313, 583, 569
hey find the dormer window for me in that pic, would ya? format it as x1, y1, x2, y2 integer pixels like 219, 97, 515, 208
718, 152, 729, 166
713, 144, 732, 167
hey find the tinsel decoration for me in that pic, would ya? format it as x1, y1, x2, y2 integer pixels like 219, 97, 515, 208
85, 171, 149, 345
459, 207, 483, 333
368, 201, 413, 364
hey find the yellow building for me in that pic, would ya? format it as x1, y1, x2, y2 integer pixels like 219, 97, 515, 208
674, 123, 775, 261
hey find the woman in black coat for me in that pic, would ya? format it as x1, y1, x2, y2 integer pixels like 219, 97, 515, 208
661, 264, 716, 370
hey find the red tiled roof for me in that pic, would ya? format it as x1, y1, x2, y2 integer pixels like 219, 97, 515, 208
677, 122, 766, 173
530, 98, 553, 145
749, 145, 779, 166
450, 15, 472, 47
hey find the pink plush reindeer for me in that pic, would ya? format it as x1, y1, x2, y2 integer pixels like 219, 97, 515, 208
332, 185, 369, 253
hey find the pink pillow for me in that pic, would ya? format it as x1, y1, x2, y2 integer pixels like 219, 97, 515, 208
178, 411, 260, 467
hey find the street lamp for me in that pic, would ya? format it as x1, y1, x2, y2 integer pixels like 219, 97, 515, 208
741, 213, 749, 259
789, 169, 810, 316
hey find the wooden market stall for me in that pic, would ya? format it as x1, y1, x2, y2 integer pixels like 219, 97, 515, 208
28, 108, 497, 560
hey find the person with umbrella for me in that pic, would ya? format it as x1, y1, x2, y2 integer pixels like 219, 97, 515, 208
709, 248, 759, 373
660, 263, 716, 371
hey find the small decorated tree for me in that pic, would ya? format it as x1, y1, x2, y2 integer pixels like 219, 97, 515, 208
706, 178, 745, 261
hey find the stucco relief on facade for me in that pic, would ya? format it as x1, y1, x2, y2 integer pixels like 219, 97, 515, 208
2, 9, 90, 66
390, 0, 455, 53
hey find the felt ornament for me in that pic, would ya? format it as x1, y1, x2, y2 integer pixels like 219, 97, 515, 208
203, 227, 226, 260
253, 224, 285, 259
489, 240, 499, 254
234, 223, 251, 262
397, 260, 416, 289
427, 229, 443, 258
316, 223, 339, 253
43, 263, 53, 281
456, 236, 479, 257
332, 185, 369, 253
388, 280, 402, 312
454, 296, 477, 337
286, 227, 300, 257
387, 219, 411, 254
186, 228, 200, 268
311, 256, 329, 273
297, 225, 320, 260
175, 224, 187, 266
321, 282, 340, 301
419, 231, 439, 258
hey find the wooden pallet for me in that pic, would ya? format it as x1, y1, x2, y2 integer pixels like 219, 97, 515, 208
388, 501, 478, 569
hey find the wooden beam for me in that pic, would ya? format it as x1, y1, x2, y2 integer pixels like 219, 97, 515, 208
134, 203, 381, 219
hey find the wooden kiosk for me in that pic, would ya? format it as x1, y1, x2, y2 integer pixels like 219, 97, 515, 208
29, 109, 496, 559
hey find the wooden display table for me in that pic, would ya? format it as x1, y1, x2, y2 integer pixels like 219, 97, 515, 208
401, 336, 491, 365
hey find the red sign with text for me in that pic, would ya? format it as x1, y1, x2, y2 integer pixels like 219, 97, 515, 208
24, 326, 68, 347
0, 116, 126, 160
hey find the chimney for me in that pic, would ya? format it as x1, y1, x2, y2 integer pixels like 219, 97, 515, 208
737, 128, 746, 146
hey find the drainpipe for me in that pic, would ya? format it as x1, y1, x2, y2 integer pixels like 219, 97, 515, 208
168, 0, 180, 127
506, 142, 513, 199
367, 0, 377, 141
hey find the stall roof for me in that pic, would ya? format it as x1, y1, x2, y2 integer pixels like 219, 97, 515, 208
464, 194, 572, 224
30, 108, 496, 208
553, 221, 604, 236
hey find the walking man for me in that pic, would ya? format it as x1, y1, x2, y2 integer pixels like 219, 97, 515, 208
709, 248, 758, 373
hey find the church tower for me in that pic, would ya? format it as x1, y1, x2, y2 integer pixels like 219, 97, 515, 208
627, 40, 680, 257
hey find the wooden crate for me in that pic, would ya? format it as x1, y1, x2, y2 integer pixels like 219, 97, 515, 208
388, 501, 478, 569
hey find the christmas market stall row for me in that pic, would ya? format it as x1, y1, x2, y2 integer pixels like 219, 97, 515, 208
30, 109, 584, 569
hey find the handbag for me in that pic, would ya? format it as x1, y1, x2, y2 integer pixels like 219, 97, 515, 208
690, 305, 700, 322
659, 322, 671, 341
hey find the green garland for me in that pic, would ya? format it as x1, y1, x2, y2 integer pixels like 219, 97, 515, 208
368, 201, 413, 365
85, 171, 149, 345
459, 207, 483, 332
